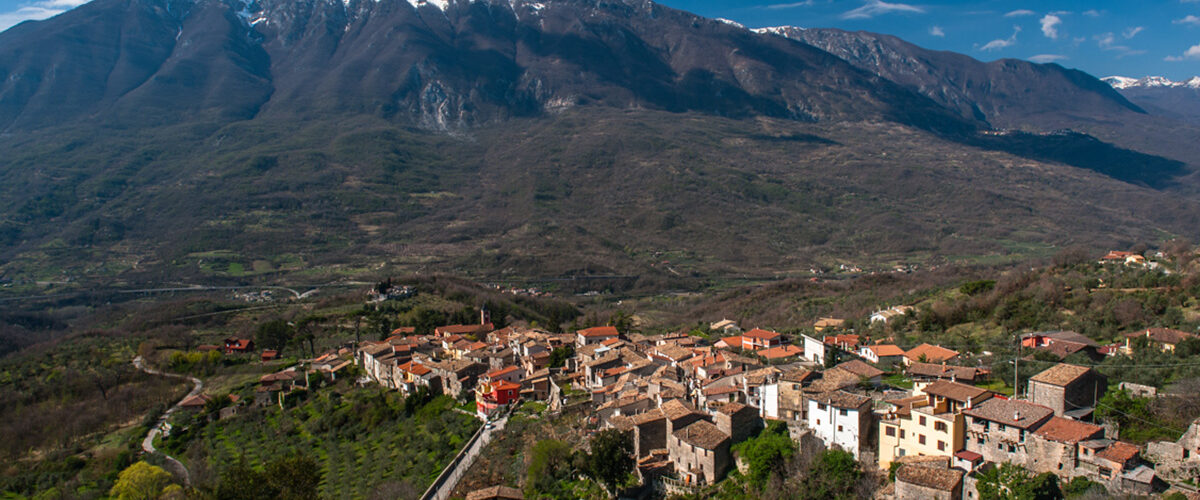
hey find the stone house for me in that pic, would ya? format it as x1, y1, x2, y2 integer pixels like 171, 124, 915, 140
1027, 363, 1107, 418
894, 461, 964, 500
906, 363, 988, 385
963, 399, 1054, 465
668, 419, 731, 485
776, 369, 819, 423
1026, 416, 1104, 475
714, 402, 761, 446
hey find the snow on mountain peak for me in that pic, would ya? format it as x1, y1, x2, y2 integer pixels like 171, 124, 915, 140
1103, 75, 1200, 90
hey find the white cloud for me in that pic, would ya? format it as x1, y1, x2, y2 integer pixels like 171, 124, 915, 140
763, 0, 814, 9
1175, 15, 1200, 26
1083, 9, 1101, 17
1123, 26, 1144, 39
1029, 54, 1067, 63
980, 26, 1021, 51
1004, 9, 1035, 17
0, 5, 62, 31
1166, 43, 1200, 61
840, 0, 923, 20
1096, 32, 1146, 57
1040, 14, 1062, 39
929, 25, 944, 37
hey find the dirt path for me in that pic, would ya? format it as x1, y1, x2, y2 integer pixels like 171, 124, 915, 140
133, 356, 202, 485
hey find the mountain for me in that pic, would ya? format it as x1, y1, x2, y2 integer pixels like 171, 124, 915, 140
762, 28, 1200, 185
0, 0, 1199, 288
755, 27, 1144, 128
1103, 75, 1200, 126
0, 0, 973, 133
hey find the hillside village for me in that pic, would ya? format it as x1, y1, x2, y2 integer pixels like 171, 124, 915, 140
120, 247, 1200, 499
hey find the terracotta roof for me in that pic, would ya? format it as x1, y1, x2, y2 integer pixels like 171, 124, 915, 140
435, 323, 494, 336
490, 380, 521, 392
835, 360, 884, 379
963, 399, 1053, 429
907, 363, 985, 382
661, 399, 700, 421
578, 326, 619, 338
807, 367, 860, 393
954, 450, 983, 462
1028, 330, 1099, 347
390, 326, 416, 335
814, 317, 845, 328
655, 345, 695, 361
811, 390, 871, 409
487, 366, 521, 379
922, 380, 991, 403
823, 334, 860, 346
866, 344, 906, 357
716, 402, 750, 416
905, 344, 959, 363
1029, 363, 1093, 387
1096, 441, 1140, 464
781, 368, 817, 384
1034, 417, 1104, 443
1125, 327, 1196, 345
703, 385, 740, 396
631, 408, 666, 425
1035, 341, 1092, 359
743, 328, 781, 340
465, 485, 523, 500
895, 464, 963, 492
758, 345, 803, 359
674, 420, 730, 449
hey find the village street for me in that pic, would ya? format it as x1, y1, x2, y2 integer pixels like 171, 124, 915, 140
133, 356, 203, 485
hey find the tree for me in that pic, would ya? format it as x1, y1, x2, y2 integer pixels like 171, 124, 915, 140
583, 429, 634, 496
526, 439, 575, 498
975, 463, 1062, 500
802, 449, 863, 500
548, 346, 574, 369
109, 461, 175, 500
264, 453, 321, 500
256, 319, 294, 353
732, 421, 796, 488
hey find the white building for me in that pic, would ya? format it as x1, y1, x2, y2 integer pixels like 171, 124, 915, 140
806, 390, 873, 459
802, 334, 827, 365
870, 305, 914, 324
758, 383, 780, 419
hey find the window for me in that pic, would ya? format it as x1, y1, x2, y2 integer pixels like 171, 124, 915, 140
919, 416, 927, 426
1008, 445, 1016, 452
886, 427, 896, 437
818, 403, 827, 411
938, 441, 946, 451
901, 430, 906, 439
935, 422, 947, 432
793, 384, 801, 390
898, 449, 907, 457
977, 438, 984, 445
817, 419, 821, 425
838, 425, 844, 432
839, 409, 848, 416
919, 435, 926, 445
997, 443, 1004, 450
998, 423, 1006, 431
1019, 430, 1025, 442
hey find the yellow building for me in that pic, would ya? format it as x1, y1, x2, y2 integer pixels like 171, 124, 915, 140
878, 381, 993, 469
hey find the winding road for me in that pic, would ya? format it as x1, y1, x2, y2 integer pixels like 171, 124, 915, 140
133, 356, 202, 485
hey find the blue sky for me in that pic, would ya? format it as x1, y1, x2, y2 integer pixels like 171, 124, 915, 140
660, 0, 1200, 79
1, 0, 1199, 79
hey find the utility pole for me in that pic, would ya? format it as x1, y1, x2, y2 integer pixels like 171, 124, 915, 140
1013, 332, 1020, 399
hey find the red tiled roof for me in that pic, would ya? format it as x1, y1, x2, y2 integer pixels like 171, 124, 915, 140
758, 345, 803, 359
1034, 417, 1104, 443
1124, 327, 1197, 345
491, 380, 521, 392
867, 344, 906, 357
578, 326, 619, 338
744, 328, 781, 340
905, 343, 959, 363
1096, 441, 1140, 464
954, 450, 983, 462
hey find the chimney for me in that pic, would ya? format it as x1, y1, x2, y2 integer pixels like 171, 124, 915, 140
1014, 411, 1021, 422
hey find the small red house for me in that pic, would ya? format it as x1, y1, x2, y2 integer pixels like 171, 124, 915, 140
476, 380, 521, 418
224, 337, 255, 354
261, 349, 279, 362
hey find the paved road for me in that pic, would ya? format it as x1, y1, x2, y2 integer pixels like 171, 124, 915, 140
134, 356, 202, 485
424, 415, 508, 500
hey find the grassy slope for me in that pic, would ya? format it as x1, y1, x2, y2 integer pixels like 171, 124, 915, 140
1, 108, 1197, 291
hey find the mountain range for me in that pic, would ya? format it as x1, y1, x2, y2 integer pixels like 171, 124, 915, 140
1, 0, 1198, 287
1102, 75, 1200, 126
